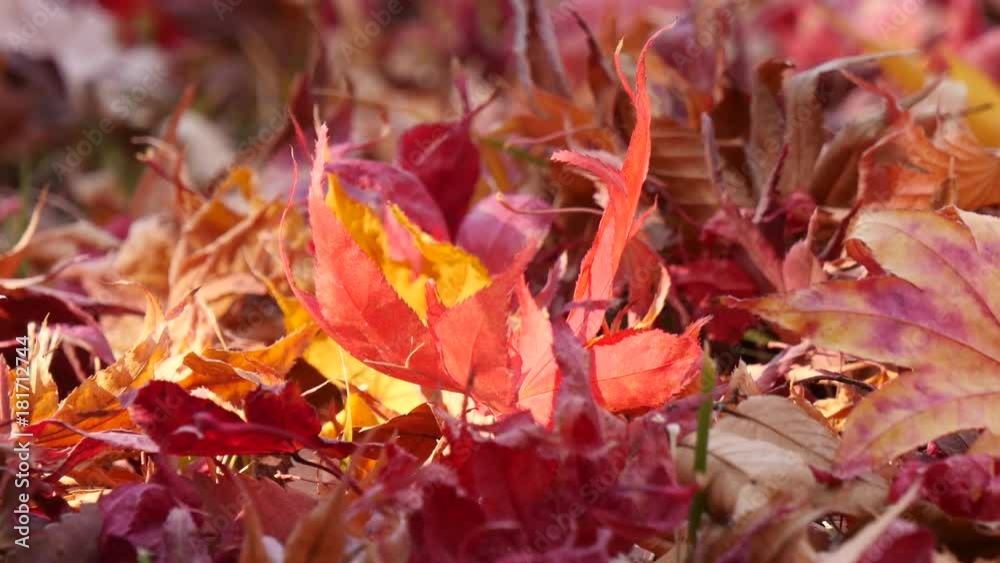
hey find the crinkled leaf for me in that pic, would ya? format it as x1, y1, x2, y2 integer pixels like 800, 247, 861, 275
553, 28, 663, 342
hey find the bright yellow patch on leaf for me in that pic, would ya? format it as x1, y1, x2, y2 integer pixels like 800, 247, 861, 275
826, 10, 1000, 146
268, 280, 427, 423
217, 167, 258, 204
325, 172, 490, 319
275, 168, 493, 425
389, 204, 491, 308
875, 51, 1000, 146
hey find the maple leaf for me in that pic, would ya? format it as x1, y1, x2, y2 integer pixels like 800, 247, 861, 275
177, 323, 318, 404
552, 26, 666, 343
890, 454, 1000, 521
281, 126, 445, 388
127, 380, 353, 457
410, 323, 692, 561
396, 92, 493, 236
27, 331, 170, 448
266, 239, 428, 424
282, 123, 519, 413
273, 288, 427, 424
730, 207, 1000, 476
326, 159, 450, 242
513, 279, 706, 423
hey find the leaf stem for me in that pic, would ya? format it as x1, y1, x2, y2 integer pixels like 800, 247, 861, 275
687, 349, 717, 556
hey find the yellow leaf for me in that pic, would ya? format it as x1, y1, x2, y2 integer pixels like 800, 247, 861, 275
390, 204, 491, 308
874, 50, 1000, 146
302, 332, 427, 417
824, 5, 1000, 146
217, 166, 258, 204
337, 392, 380, 429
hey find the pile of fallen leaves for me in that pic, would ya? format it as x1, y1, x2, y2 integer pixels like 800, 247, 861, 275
2, 1, 1000, 562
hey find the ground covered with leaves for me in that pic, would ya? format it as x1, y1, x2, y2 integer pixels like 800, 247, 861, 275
1, 0, 1000, 562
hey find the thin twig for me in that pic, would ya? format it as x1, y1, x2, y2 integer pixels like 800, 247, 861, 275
792, 371, 877, 393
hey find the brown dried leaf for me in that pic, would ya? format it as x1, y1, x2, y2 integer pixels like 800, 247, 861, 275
779, 51, 917, 195
282, 491, 348, 563
679, 397, 887, 522
32, 331, 170, 448
860, 117, 1000, 210
748, 59, 793, 195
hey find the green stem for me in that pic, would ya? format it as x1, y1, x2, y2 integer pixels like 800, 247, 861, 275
742, 328, 773, 347
14, 157, 32, 236
687, 349, 716, 555
480, 137, 551, 167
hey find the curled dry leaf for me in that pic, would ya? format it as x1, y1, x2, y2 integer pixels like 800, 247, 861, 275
677, 396, 887, 523
859, 114, 1000, 210
282, 490, 348, 563
28, 332, 170, 448
778, 51, 918, 196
